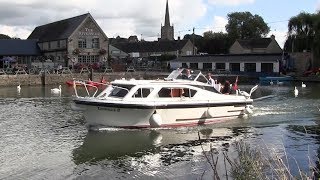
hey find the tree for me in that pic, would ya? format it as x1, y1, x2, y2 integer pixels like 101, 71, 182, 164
226, 12, 270, 41
0, 34, 11, 39
285, 12, 320, 53
202, 31, 232, 54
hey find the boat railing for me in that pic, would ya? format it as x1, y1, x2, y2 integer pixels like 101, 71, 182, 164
73, 79, 109, 98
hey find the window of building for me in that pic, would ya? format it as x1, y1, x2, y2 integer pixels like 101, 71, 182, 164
182, 63, 188, 68
261, 63, 273, 73
230, 63, 240, 72
186, 51, 192, 55
203, 63, 212, 71
245, 63, 256, 72
216, 63, 225, 70
133, 88, 153, 98
92, 38, 99, 48
78, 38, 87, 48
190, 63, 198, 69
48, 42, 51, 49
78, 55, 99, 64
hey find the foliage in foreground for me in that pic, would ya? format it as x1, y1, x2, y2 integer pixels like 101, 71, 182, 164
201, 140, 319, 180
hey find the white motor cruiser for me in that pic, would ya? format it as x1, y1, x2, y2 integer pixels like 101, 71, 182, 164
72, 69, 258, 128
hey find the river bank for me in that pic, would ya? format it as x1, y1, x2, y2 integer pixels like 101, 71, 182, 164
1, 71, 318, 87
0, 71, 171, 87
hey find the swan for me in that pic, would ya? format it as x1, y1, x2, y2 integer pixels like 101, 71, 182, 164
277, 80, 284, 85
51, 85, 62, 94
302, 82, 306, 88
269, 80, 273, 85
294, 86, 298, 97
17, 84, 21, 91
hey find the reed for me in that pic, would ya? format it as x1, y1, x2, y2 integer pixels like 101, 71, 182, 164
199, 135, 319, 179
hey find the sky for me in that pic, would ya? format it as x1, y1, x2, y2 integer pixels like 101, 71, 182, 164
0, 0, 319, 48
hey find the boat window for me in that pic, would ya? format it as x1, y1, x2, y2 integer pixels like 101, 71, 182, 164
158, 88, 172, 98
108, 85, 132, 98
196, 75, 208, 83
182, 88, 197, 97
133, 88, 153, 98
170, 88, 183, 97
158, 87, 197, 98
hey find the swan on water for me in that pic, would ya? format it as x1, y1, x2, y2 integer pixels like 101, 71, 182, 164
51, 85, 62, 94
294, 86, 298, 97
17, 84, 21, 91
302, 82, 306, 88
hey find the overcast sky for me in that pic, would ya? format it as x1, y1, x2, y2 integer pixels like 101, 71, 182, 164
0, 0, 319, 48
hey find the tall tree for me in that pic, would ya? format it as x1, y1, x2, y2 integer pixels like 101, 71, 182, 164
202, 31, 232, 54
226, 12, 270, 41
285, 12, 320, 54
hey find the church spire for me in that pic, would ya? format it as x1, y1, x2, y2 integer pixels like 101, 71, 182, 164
165, 0, 170, 26
161, 0, 174, 41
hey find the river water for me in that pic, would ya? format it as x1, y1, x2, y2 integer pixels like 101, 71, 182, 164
0, 83, 320, 179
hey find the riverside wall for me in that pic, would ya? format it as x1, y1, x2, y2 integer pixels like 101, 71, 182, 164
0, 72, 171, 87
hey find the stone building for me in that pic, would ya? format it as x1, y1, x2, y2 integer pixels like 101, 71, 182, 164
170, 36, 284, 76
28, 13, 108, 67
111, 39, 195, 59
229, 35, 282, 54
160, 0, 174, 41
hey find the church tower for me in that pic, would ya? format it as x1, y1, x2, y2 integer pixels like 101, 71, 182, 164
160, 0, 174, 41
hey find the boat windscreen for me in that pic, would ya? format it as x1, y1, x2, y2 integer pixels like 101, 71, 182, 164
166, 69, 183, 79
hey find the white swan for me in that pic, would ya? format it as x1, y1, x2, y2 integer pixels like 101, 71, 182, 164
302, 82, 306, 88
277, 80, 284, 85
269, 80, 273, 85
294, 86, 298, 97
17, 84, 21, 91
51, 85, 62, 94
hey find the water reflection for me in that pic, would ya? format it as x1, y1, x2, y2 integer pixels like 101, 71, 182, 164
72, 127, 249, 166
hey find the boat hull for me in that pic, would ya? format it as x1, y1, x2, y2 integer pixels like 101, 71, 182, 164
75, 100, 249, 128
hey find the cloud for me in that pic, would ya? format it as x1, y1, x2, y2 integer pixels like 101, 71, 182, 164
212, 16, 228, 33
207, 0, 255, 6
0, 0, 207, 40
317, 0, 320, 11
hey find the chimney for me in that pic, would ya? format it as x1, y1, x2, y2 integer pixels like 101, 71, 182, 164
178, 36, 180, 40
271, 34, 275, 40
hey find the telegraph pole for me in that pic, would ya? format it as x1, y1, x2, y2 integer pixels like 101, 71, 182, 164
192, 27, 195, 55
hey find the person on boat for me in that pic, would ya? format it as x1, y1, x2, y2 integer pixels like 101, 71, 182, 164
182, 69, 194, 80
231, 76, 239, 94
207, 73, 216, 85
100, 76, 107, 84
221, 80, 231, 94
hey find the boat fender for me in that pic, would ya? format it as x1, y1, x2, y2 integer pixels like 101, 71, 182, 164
206, 108, 214, 118
244, 105, 253, 114
71, 103, 86, 111
149, 111, 162, 128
